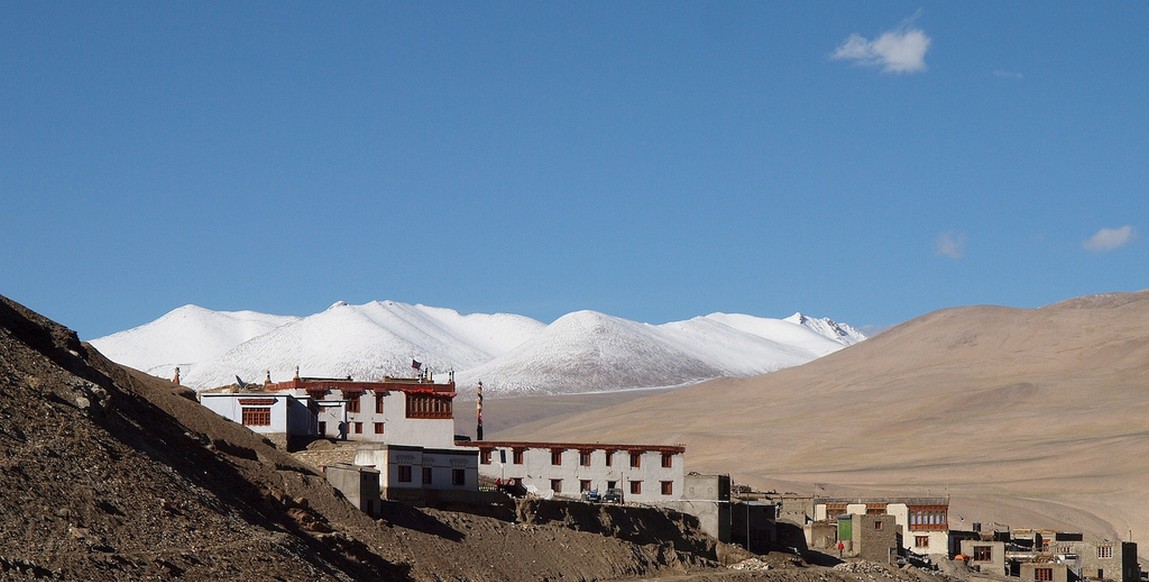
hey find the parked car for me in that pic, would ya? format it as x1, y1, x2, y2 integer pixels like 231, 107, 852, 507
602, 488, 623, 503
582, 489, 602, 503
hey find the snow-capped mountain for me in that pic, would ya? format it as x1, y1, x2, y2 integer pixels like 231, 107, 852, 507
90, 305, 300, 377
89, 301, 865, 394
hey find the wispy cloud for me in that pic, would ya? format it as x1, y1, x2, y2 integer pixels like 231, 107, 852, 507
936, 231, 967, 259
992, 70, 1024, 80
1083, 225, 1136, 252
831, 13, 931, 74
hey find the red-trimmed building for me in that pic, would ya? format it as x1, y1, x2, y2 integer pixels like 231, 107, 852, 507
457, 440, 687, 504
200, 370, 458, 448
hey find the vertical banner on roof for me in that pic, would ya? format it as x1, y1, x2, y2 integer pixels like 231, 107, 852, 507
476, 381, 484, 441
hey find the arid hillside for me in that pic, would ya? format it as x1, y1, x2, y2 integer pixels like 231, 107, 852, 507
491, 291, 1149, 557
0, 294, 737, 581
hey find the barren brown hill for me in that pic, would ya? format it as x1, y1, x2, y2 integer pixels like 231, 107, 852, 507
0, 294, 744, 580
491, 290, 1149, 557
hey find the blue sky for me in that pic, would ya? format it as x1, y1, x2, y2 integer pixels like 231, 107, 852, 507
2, 2, 1146, 339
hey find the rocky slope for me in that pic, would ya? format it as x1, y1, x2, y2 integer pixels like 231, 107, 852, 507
0, 294, 734, 580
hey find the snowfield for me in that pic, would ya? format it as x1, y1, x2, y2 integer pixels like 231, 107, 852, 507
89, 301, 864, 395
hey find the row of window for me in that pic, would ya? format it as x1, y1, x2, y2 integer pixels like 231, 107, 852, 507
335, 421, 386, 435
396, 465, 467, 486
242, 410, 391, 436
479, 448, 676, 469
341, 392, 383, 414
545, 479, 674, 496
330, 391, 455, 419
907, 508, 948, 531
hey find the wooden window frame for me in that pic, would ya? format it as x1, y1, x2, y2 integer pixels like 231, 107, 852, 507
579, 450, 592, 466
241, 407, 272, 427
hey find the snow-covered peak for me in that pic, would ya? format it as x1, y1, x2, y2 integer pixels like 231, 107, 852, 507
784, 312, 866, 346
89, 304, 300, 373
91, 301, 865, 394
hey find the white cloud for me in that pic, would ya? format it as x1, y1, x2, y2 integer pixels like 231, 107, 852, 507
992, 70, 1024, 80
936, 231, 966, 259
1083, 225, 1136, 252
832, 17, 931, 74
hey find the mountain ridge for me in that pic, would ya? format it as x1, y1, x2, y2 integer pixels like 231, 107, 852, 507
89, 301, 865, 394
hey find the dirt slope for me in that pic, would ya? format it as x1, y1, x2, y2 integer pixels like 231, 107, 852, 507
0, 294, 732, 581
491, 291, 1149, 557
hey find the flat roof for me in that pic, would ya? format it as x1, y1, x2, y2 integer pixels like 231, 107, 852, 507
458, 440, 685, 454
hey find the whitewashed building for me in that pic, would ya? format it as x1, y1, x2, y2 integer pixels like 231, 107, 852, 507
198, 371, 457, 447
459, 440, 687, 504
354, 443, 479, 502
813, 497, 950, 556
200, 392, 315, 435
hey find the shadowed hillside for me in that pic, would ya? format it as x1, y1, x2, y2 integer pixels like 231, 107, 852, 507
491, 291, 1149, 558
0, 294, 742, 580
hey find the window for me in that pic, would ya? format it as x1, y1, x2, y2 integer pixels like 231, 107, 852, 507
550, 479, 562, 493
579, 450, 592, 466
346, 394, 361, 413
661, 452, 673, 468
874, 520, 884, 531
405, 393, 453, 419
375, 393, 385, 414
629, 480, 642, 495
398, 465, 412, 483
660, 481, 673, 495
354, 422, 362, 434
580, 480, 592, 493
973, 546, 993, 561
908, 506, 948, 531
1034, 567, 1053, 582
422, 467, 432, 485
630, 451, 642, 468
452, 469, 465, 486
513, 448, 525, 464
241, 407, 271, 426
374, 422, 385, 434
915, 536, 929, 548
551, 449, 563, 465
480, 449, 493, 465
607, 480, 617, 490
604, 450, 614, 467
1097, 546, 1113, 559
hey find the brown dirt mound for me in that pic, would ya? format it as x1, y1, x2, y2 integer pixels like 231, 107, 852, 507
1, 294, 761, 581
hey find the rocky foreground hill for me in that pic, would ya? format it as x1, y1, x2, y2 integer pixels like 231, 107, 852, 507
0, 294, 710, 580
2, 294, 958, 581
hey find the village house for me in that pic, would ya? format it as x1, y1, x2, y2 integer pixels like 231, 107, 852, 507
354, 443, 479, 504
457, 440, 686, 504
960, 538, 1008, 576
813, 497, 951, 556
837, 513, 900, 563
199, 369, 457, 447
